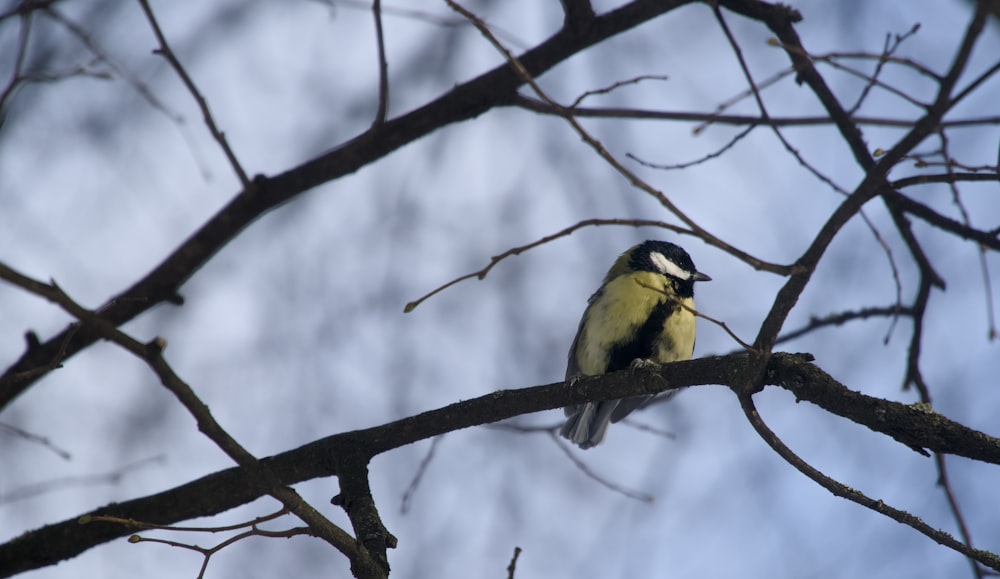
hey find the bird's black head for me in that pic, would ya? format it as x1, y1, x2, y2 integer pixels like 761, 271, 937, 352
628, 240, 711, 297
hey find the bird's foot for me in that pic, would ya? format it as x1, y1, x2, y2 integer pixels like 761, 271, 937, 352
629, 358, 660, 373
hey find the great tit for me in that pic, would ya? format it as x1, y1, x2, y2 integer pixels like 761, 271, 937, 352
560, 240, 710, 449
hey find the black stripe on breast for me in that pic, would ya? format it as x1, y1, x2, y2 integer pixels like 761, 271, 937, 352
605, 298, 677, 372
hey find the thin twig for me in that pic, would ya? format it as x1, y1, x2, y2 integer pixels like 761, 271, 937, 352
136, 0, 250, 187
43, 6, 181, 122
774, 305, 914, 346
847, 24, 921, 115
307, 0, 531, 49
0, 9, 31, 114
856, 209, 905, 337
948, 59, 1000, 110
693, 67, 795, 134
902, 278, 933, 396
937, 129, 998, 340
632, 277, 757, 353
1, 456, 163, 504
405, 218, 708, 313
933, 453, 985, 579
371, 0, 389, 127
506, 546, 522, 579
570, 74, 669, 108
619, 416, 676, 440
400, 436, 443, 514
549, 432, 654, 503
83, 508, 291, 533
0, 422, 71, 460
125, 520, 310, 579
737, 391, 1000, 573
627, 125, 756, 170
818, 54, 928, 109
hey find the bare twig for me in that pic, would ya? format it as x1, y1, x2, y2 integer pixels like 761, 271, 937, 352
691, 67, 795, 134
405, 218, 702, 313
936, 129, 998, 340
43, 6, 180, 121
774, 305, 914, 346
82, 508, 291, 533
136, 0, 250, 187
933, 453, 985, 579
633, 276, 757, 352
549, 431, 654, 503
902, 277, 933, 396
816, 51, 928, 109
948, 59, 1000, 110
847, 24, 921, 115
806, 48, 941, 81
570, 74, 669, 108
619, 415, 677, 440
400, 436, 443, 514
308, 0, 531, 49
371, 0, 389, 126
0, 421, 71, 460
627, 125, 756, 170
737, 391, 1000, 573
0, 9, 32, 116
83, 510, 308, 579
1, 456, 163, 504
506, 545, 522, 579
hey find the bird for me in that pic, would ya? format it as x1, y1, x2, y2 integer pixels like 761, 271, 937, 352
560, 240, 710, 449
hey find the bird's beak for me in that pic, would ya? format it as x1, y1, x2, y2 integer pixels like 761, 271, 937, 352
692, 271, 712, 282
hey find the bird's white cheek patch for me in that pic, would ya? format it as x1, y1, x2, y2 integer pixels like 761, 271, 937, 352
650, 251, 691, 280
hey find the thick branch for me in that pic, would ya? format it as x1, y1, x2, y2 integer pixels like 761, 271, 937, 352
764, 354, 999, 459
4, 353, 998, 576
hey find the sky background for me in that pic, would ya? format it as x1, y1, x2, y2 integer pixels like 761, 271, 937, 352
1, 0, 999, 578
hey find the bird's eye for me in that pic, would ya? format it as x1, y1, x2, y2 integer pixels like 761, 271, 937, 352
649, 251, 691, 280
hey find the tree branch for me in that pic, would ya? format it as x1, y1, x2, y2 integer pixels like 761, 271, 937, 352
738, 391, 1000, 572
4, 352, 999, 576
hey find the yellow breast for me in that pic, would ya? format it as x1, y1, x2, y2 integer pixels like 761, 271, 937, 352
575, 271, 696, 375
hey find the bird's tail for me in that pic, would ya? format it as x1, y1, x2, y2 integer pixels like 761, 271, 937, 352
560, 401, 619, 449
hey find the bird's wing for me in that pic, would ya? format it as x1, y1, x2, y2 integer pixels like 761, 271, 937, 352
565, 320, 584, 382
565, 286, 604, 381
